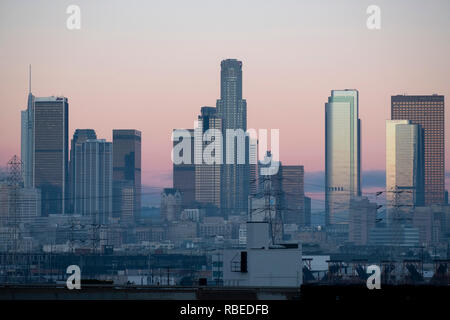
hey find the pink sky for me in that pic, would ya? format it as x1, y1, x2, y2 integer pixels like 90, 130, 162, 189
1, 0, 449, 187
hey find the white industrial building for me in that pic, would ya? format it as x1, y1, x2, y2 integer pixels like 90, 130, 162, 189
222, 221, 302, 287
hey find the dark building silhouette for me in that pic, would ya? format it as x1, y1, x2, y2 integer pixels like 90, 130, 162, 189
69, 129, 97, 213
113, 129, 141, 221
173, 128, 195, 208
33, 96, 69, 215
304, 196, 311, 227
281, 165, 305, 226
391, 95, 445, 205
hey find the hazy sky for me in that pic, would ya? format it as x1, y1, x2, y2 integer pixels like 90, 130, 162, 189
1, 0, 449, 187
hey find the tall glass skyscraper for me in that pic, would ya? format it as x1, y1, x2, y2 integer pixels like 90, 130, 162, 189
195, 107, 222, 208
325, 89, 361, 225
33, 96, 69, 215
391, 95, 445, 205
112, 129, 141, 221
69, 129, 97, 213
74, 139, 113, 224
21, 91, 35, 188
216, 59, 249, 216
385, 120, 424, 222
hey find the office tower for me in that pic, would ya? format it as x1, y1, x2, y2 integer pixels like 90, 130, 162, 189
74, 139, 112, 224
216, 59, 249, 216
195, 107, 222, 208
325, 89, 361, 225
348, 197, 377, 245
391, 95, 445, 205
69, 129, 97, 213
249, 137, 258, 196
173, 129, 195, 208
385, 120, 424, 221
34, 96, 69, 215
304, 196, 311, 227
281, 165, 305, 226
21, 79, 35, 188
21, 66, 37, 189
113, 129, 141, 221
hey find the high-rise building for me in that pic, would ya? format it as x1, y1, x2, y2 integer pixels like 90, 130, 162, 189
21, 66, 34, 188
113, 129, 141, 221
216, 59, 249, 216
348, 197, 377, 245
304, 196, 311, 227
391, 95, 445, 205
385, 120, 424, 221
34, 96, 69, 215
21, 102, 34, 188
74, 139, 113, 224
281, 165, 305, 226
249, 137, 258, 196
69, 129, 97, 213
195, 107, 222, 208
325, 89, 361, 225
173, 129, 195, 208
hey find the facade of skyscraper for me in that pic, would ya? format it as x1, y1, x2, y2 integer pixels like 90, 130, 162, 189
21, 91, 35, 188
112, 129, 141, 221
249, 137, 258, 196
195, 107, 222, 208
385, 120, 424, 222
69, 129, 97, 213
173, 129, 195, 208
348, 197, 377, 245
281, 165, 305, 226
304, 196, 311, 227
74, 139, 113, 224
216, 59, 249, 216
391, 95, 445, 205
325, 89, 361, 225
33, 96, 69, 215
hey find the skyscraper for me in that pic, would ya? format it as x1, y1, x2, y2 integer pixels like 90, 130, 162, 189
74, 139, 112, 224
113, 129, 141, 221
173, 129, 195, 208
249, 137, 258, 196
21, 65, 34, 188
391, 95, 445, 205
325, 89, 361, 225
34, 96, 69, 215
69, 129, 97, 213
385, 120, 424, 221
216, 59, 249, 216
195, 107, 222, 208
281, 165, 305, 226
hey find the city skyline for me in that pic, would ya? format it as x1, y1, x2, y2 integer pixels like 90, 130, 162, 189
1, 0, 449, 188
1, 1, 449, 303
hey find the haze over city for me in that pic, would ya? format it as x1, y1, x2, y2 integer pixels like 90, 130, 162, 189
1, 0, 449, 189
